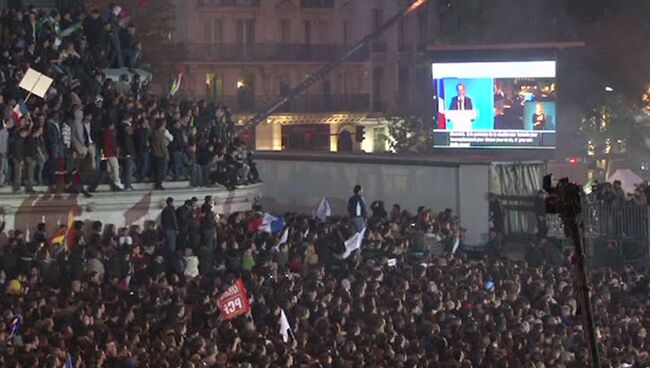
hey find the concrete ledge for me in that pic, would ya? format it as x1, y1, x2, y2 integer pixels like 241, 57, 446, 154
0, 182, 262, 233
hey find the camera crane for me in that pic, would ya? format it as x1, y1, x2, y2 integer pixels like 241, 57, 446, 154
236, 0, 430, 134
543, 175, 601, 368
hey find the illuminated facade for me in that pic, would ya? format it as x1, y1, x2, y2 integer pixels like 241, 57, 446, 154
158, 0, 436, 152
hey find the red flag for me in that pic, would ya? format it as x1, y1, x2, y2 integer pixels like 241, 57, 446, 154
50, 226, 66, 245
138, 0, 148, 7
217, 278, 251, 320
248, 216, 262, 233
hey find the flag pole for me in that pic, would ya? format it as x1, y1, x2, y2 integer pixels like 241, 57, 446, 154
25, 73, 42, 102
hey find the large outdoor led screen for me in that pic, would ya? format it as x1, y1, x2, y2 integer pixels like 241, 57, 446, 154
432, 61, 557, 149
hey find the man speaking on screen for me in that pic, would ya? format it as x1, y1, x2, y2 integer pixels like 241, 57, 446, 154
449, 83, 473, 110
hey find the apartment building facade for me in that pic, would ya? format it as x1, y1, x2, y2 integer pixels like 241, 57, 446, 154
158, 0, 437, 152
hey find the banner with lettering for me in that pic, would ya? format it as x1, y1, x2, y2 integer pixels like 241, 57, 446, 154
217, 278, 251, 320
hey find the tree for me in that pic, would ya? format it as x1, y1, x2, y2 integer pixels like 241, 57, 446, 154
85, 0, 175, 64
580, 94, 641, 156
384, 114, 429, 154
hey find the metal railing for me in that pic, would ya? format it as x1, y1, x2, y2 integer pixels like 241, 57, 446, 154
300, 0, 335, 8
547, 202, 649, 240
212, 94, 370, 113
497, 195, 650, 266
155, 43, 370, 63
497, 195, 650, 240
197, 0, 261, 6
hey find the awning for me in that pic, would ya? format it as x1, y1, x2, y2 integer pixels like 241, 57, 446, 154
235, 113, 385, 126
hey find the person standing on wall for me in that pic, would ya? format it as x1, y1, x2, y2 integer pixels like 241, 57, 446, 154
200, 196, 218, 251
102, 121, 124, 190
151, 119, 170, 190
161, 197, 178, 254
348, 184, 367, 232
11, 127, 29, 193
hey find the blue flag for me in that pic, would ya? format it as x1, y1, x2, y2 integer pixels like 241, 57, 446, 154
64, 353, 73, 368
9, 315, 21, 335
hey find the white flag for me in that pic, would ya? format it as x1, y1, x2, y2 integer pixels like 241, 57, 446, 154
451, 237, 460, 255
280, 309, 292, 343
272, 228, 289, 252
342, 228, 366, 259
314, 198, 332, 221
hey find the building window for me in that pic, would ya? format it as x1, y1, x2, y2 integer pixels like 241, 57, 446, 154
206, 73, 224, 100
372, 9, 385, 52
204, 19, 223, 44
280, 19, 291, 44
317, 20, 330, 44
398, 67, 410, 110
281, 124, 331, 151
372, 67, 384, 111
417, 11, 428, 50
278, 73, 291, 95
237, 73, 255, 111
342, 21, 350, 46
398, 18, 407, 51
236, 19, 256, 45
374, 127, 388, 153
304, 20, 312, 45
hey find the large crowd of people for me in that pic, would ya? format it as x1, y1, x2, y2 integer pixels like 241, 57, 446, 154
0, 2, 259, 195
0, 186, 648, 367
1, 2, 650, 368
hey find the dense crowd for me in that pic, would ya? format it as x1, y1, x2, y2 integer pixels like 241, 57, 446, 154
0, 187, 649, 367
0, 3, 259, 195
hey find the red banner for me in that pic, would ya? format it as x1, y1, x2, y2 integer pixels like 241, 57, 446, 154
217, 278, 251, 320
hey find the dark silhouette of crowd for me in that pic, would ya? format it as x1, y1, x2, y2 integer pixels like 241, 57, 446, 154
1, 195, 649, 367
0, 2, 259, 195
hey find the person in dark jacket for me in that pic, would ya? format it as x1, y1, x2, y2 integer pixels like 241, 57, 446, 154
189, 197, 201, 249
176, 200, 193, 251
83, 9, 106, 55
160, 197, 178, 254
120, 122, 136, 190
2, 243, 18, 278
148, 254, 167, 277
196, 243, 214, 276
347, 184, 367, 232
135, 118, 151, 183
534, 190, 548, 239
11, 127, 29, 193
24, 126, 43, 193
168, 119, 185, 180
200, 196, 217, 250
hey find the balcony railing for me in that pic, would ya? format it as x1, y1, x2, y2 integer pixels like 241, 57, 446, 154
215, 94, 370, 113
300, 0, 334, 8
155, 43, 370, 63
197, 0, 260, 6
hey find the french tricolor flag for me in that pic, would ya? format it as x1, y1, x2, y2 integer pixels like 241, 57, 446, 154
437, 80, 446, 129
251, 213, 285, 234
11, 101, 27, 123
